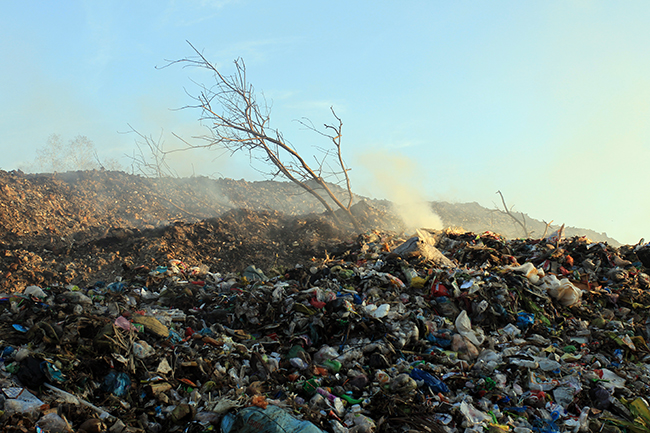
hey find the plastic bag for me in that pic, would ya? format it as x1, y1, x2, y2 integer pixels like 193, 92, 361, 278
24, 285, 47, 299
507, 262, 541, 284
36, 413, 69, 433
221, 405, 324, 433
547, 278, 581, 307
474, 349, 503, 372
410, 368, 449, 394
459, 400, 492, 426
102, 371, 131, 397
455, 310, 484, 346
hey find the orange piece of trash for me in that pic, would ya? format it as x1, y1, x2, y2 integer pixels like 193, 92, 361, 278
178, 378, 197, 387
251, 394, 268, 409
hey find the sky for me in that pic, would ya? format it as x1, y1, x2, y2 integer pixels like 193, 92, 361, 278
1, 1, 649, 245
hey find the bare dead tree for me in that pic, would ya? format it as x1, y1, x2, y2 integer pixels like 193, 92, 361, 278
31, 134, 122, 173
125, 126, 179, 179
495, 190, 531, 238
159, 41, 361, 231
123, 126, 231, 218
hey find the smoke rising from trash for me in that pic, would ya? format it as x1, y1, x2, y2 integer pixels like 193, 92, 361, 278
357, 150, 443, 233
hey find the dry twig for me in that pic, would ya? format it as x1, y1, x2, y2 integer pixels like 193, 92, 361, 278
495, 190, 530, 238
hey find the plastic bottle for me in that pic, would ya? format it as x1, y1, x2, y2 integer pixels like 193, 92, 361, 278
511, 358, 539, 369
314, 387, 345, 415
290, 357, 309, 370
313, 345, 340, 364
316, 387, 338, 403
491, 404, 502, 420
330, 419, 350, 433
577, 406, 590, 432
349, 414, 376, 433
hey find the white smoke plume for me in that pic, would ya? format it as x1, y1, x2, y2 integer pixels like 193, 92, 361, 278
357, 150, 443, 234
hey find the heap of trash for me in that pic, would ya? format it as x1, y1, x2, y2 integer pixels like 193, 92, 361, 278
2, 227, 650, 433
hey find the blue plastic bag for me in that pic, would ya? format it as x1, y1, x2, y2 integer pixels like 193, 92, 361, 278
516, 312, 535, 329
410, 368, 449, 394
102, 371, 131, 397
221, 405, 324, 433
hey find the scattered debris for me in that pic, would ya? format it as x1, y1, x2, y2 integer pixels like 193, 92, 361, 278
1, 225, 650, 432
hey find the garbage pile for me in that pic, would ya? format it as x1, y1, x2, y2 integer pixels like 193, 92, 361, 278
2, 228, 650, 433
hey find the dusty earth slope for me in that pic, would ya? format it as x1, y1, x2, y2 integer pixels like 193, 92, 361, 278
0, 169, 618, 293
0, 170, 402, 292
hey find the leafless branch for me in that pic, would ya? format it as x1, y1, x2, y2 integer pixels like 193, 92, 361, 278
124, 125, 178, 178
495, 190, 530, 238
541, 220, 554, 239
153, 41, 360, 230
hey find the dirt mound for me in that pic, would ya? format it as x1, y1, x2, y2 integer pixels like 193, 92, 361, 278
1, 207, 354, 292
0, 170, 364, 291
0, 169, 621, 292
430, 201, 620, 245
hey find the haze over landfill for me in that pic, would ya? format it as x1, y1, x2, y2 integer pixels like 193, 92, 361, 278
1, 1, 648, 245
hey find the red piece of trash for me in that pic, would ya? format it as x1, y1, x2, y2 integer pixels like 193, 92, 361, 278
430, 283, 450, 298
310, 297, 326, 309
559, 266, 570, 276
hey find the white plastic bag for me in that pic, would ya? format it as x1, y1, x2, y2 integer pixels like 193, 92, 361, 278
547, 278, 582, 306
506, 262, 541, 284
455, 310, 484, 346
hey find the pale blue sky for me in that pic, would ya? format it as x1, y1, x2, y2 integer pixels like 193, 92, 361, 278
1, 1, 648, 244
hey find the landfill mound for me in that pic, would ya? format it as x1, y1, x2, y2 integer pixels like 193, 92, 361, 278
0, 170, 619, 251
2, 222, 650, 431
0, 208, 356, 294
0, 169, 363, 251
428, 201, 620, 246
0, 169, 405, 293
1, 169, 650, 433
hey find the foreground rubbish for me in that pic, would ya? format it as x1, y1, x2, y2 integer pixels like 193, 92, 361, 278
1, 229, 650, 433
